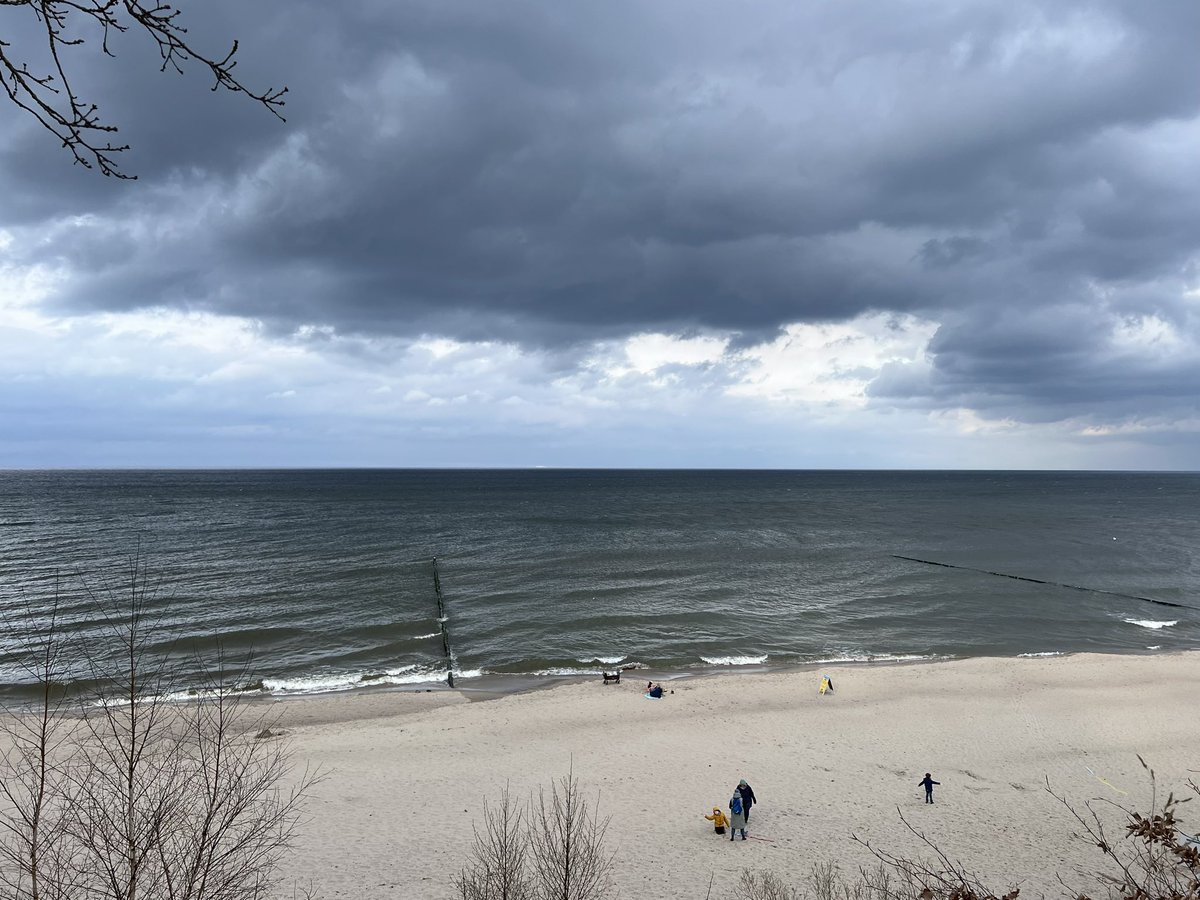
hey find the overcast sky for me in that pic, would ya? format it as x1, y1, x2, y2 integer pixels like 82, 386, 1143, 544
2, 0, 1199, 469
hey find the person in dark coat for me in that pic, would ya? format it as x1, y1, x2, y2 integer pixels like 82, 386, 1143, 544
919, 773, 940, 803
736, 779, 756, 822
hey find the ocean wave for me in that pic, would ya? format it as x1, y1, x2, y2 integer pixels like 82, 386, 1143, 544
532, 666, 605, 677
700, 655, 768, 666
1123, 618, 1178, 630
1147, 645, 1162, 650
1018, 651, 1064, 658
812, 653, 940, 664
413, 631, 442, 640
577, 656, 626, 665
261, 665, 446, 695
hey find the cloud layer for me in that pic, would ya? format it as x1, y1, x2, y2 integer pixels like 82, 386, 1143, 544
2, 0, 1199, 467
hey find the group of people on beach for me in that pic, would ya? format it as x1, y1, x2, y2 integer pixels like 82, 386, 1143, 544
704, 779, 756, 841
701, 773, 938, 844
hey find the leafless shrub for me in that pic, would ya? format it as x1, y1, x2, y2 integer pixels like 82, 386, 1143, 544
738, 864, 905, 900
0, 582, 83, 900
1049, 757, 1199, 900
528, 772, 614, 900
456, 786, 531, 900
853, 758, 1199, 900
738, 869, 803, 900
0, 555, 316, 900
854, 809, 1020, 900
458, 772, 614, 900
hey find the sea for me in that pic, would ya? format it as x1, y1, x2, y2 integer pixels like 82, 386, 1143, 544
0, 469, 1197, 703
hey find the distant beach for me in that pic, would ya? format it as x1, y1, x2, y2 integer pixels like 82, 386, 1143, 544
272, 650, 1200, 900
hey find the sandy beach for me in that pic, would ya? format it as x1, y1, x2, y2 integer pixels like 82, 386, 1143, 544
271, 652, 1200, 899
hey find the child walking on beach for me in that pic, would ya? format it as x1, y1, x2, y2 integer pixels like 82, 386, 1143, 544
704, 807, 729, 835
919, 773, 940, 803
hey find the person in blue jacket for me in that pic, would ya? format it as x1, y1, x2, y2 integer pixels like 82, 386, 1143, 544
727, 791, 747, 841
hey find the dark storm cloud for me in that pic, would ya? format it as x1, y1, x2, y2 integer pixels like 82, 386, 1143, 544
4, 0, 1200, 425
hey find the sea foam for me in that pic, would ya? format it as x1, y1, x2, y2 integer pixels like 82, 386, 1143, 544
261, 665, 445, 696
1123, 618, 1177, 630
700, 654, 767, 666
813, 652, 940, 664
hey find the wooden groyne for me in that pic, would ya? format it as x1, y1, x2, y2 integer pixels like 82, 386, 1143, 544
892, 555, 1199, 611
432, 556, 455, 687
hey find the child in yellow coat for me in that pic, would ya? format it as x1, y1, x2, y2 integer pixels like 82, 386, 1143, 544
704, 807, 729, 835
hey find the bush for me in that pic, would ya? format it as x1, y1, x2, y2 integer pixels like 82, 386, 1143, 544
457, 773, 614, 900
0, 557, 316, 900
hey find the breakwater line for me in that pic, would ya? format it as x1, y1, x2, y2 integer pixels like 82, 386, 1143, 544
432, 556, 454, 687
892, 555, 1199, 611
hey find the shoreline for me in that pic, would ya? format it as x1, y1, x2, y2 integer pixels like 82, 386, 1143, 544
253, 645, 1194, 727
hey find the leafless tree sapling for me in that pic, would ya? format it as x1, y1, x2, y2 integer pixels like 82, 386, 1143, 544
0, 555, 317, 900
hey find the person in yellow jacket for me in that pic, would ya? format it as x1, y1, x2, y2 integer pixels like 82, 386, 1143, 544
819, 674, 834, 695
704, 806, 729, 835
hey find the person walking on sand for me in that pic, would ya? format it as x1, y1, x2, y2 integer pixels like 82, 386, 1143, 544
728, 791, 747, 841
920, 773, 940, 803
704, 807, 729, 835
736, 779, 756, 823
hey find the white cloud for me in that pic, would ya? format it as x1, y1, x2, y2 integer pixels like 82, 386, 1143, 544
728, 313, 938, 407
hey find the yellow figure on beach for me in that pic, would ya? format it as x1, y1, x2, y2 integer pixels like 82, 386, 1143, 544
704, 807, 730, 834
819, 674, 834, 695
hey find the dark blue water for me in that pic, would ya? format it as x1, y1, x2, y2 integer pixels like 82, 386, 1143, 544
1, 470, 1197, 699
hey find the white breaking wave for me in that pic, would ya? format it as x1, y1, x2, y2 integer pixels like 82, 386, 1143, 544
1147, 645, 1162, 650
700, 654, 768, 666
1018, 651, 1064, 658
812, 653, 940, 664
1123, 618, 1178, 630
261, 664, 444, 696
413, 631, 442, 640
578, 656, 626, 665
533, 667, 604, 677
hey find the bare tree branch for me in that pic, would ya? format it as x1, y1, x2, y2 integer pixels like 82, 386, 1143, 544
0, 0, 286, 177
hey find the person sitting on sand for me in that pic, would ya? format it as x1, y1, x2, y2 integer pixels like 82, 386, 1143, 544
704, 806, 729, 835
648, 682, 664, 699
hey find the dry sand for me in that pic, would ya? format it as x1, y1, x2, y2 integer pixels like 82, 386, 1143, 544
270, 652, 1200, 899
